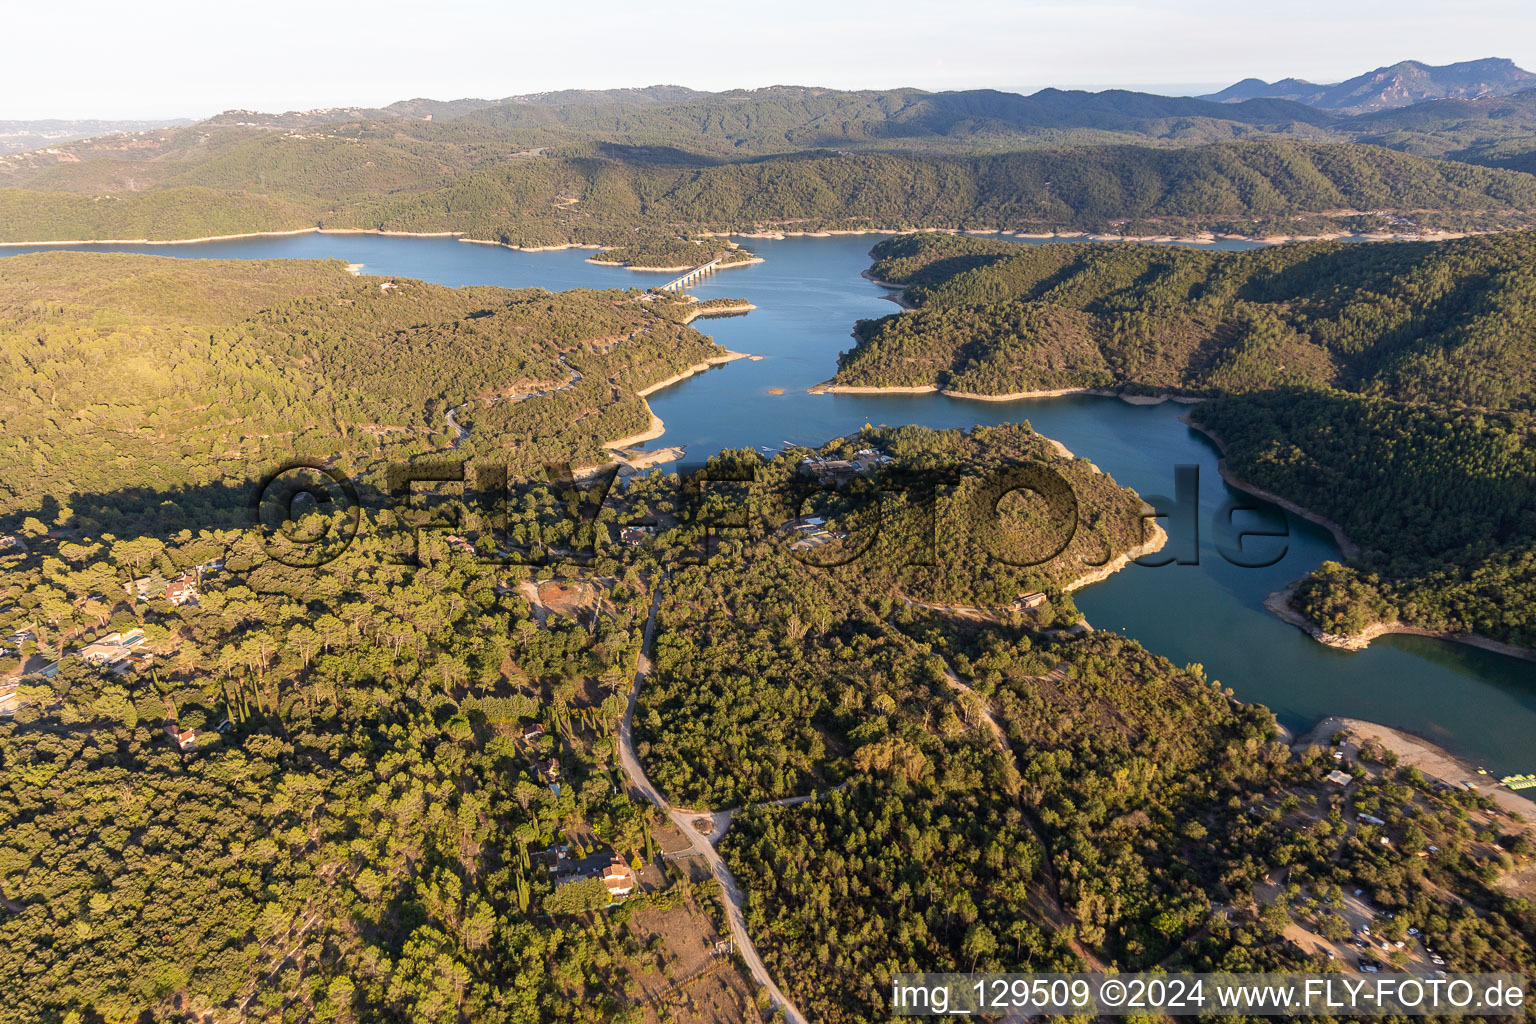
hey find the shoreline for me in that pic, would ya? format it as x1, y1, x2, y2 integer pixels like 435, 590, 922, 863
675, 301, 756, 323
1264, 583, 1536, 664
460, 238, 604, 253
0, 226, 328, 247
1064, 519, 1170, 593
586, 255, 767, 273
946, 386, 1117, 402
0, 226, 470, 249
1, 222, 1489, 251
1180, 415, 1363, 559
602, 411, 667, 451
859, 268, 916, 309
1295, 715, 1535, 815
808, 382, 940, 395
597, 351, 752, 453
1185, 416, 1536, 665
723, 225, 1482, 245
808, 380, 1204, 406
893, 517, 1169, 615
634, 351, 750, 398
0, 227, 782, 278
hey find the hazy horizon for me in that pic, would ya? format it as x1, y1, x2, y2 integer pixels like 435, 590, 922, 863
5, 0, 1535, 120
0, 82, 1240, 125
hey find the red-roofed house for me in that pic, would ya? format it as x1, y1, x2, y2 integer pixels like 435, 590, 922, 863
165, 573, 200, 606
602, 858, 637, 899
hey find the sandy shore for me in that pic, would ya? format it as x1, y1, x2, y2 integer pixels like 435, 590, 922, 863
461, 238, 605, 252
603, 411, 667, 451
721, 226, 1485, 245
807, 382, 939, 395
809, 377, 1215, 409
1064, 520, 1169, 593
675, 301, 756, 323
1295, 716, 1535, 815
596, 351, 752, 454
944, 386, 1117, 402
1119, 392, 1205, 406
1265, 583, 1536, 663
0, 226, 326, 247
0, 227, 549, 249
808, 381, 1121, 401
587, 252, 766, 273
859, 268, 916, 309
1181, 416, 1536, 660
635, 351, 749, 398
893, 518, 1167, 618
1042, 436, 1075, 460
614, 445, 686, 471
3, 222, 1497, 251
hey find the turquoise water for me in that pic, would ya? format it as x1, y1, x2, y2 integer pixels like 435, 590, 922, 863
12, 231, 1535, 772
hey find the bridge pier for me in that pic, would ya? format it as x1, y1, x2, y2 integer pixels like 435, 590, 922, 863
660, 256, 724, 294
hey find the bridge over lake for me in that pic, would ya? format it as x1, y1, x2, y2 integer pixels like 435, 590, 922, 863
660, 256, 723, 292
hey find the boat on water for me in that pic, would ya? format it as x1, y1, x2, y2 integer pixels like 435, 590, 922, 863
1501, 774, 1536, 791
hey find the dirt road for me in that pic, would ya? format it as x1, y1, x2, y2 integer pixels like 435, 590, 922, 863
618, 587, 809, 1024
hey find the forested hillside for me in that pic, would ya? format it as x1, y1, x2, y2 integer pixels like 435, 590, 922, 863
2, 245, 1533, 1021
0, 471, 764, 1022
617, 447, 1536, 1023
1346, 89, 1536, 170
634, 424, 1157, 808
3, 120, 1535, 250
0, 252, 729, 531
838, 231, 1536, 648
1192, 392, 1536, 647
846, 231, 1536, 406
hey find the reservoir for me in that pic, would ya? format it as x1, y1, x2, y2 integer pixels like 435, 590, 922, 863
12, 231, 1534, 774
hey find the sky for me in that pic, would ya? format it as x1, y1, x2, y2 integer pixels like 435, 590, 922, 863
5, 0, 1536, 120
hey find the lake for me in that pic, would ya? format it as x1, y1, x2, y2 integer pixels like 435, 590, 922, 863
13, 230, 1535, 773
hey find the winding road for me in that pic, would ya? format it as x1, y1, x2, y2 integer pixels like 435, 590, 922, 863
618, 586, 810, 1024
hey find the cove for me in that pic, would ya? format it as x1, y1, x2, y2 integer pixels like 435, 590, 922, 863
14, 231, 1535, 775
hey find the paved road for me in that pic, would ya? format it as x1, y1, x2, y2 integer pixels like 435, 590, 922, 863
618, 586, 809, 1024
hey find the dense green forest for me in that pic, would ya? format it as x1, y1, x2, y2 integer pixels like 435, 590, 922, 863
3, 257, 1534, 1021
723, 609, 1536, 1020
0, 483, 772, 1022
848, 230, 1536, 405
0, 252, 730, 531
10, 82, 1536, 169
614, 442, 1536, 1020
4, 129, 1535, 253
1192, 391, 1536, 645
588, 237, 756, 270
7, 432, 1533, 1022
7, 82, 1536, 264
839, 231, 1536, 646
1347, 89, 1536, 171
633, 425, 1155, 808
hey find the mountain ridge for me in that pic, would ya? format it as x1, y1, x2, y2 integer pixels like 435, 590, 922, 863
1202, 58, 1536, 113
